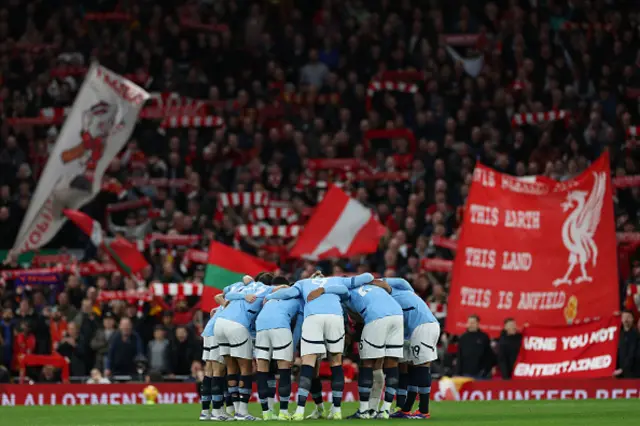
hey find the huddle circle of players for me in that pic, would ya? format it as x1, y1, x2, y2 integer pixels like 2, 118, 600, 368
200, 271, 440, 421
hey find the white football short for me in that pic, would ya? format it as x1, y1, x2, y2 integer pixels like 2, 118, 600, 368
359, 315, 404, 360
300, 314, 345, 357
202, 335, 224, 363
214, 318, 253, 360
255, 328, 294, 362
401, 322, 440, 365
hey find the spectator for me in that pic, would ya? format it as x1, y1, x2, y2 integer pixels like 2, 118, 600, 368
15, 299, 49, 354
106, 318, 143, 377
0, 366, 9, 383
0, 308, 14, 368
57, 322, 88, 376
12, 321, 35, 371
74, 299, 99, 369
188, 359, 204, 383
56, 292, 78, 323
161, 311, 176, 337
455, 315, 494, 379
38, 364, 60, 383
299, 49, 329, 88
169, 326, 198, 376
148, 325, 170, 374
614, 310, 639, 378
86, 368, 111, 384
90, 312, 117, 371
47, 306, 68, 352
65, 276, 85, 308
497, 318, 523, 380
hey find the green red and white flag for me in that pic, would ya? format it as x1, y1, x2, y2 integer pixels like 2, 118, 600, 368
202, 241, 277, 311
63, 209, 149, 276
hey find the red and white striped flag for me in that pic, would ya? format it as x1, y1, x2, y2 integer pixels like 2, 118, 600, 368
250, 207, 298, 223
511, 110, 570, 127
290, 186, 386, 260
218, 192, 270, 209
151, 282, 204, 297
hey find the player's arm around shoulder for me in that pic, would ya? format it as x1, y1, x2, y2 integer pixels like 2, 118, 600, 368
214, 293, 229, 308
344, 272, 375, 289
266, 283, 300, 301
370, 278, 393, 294
384, 277, 413, 292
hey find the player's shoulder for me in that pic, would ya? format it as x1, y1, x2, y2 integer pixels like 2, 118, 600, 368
293, 278, 309, 286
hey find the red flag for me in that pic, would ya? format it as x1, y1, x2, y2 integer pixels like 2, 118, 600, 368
446, 153, 619, 338
202, 241, 278, 312
63, 209, 149, 275
290, 185, 386, 260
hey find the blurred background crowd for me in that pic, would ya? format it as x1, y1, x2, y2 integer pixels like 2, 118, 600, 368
1, 0, 640, 384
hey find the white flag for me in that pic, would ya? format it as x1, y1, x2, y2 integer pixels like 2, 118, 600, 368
13, 63, 150, 253
445, 46, 484, 78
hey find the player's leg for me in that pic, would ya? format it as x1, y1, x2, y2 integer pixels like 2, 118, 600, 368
267, 362, 277, 412
369, 358, 385, 414
276, 360, 293, 419
396, 362, 410, 410
412, 322, 440, 419
349, 357, 375, 418
402, 322, 439, 418
379, 357, 399, 417
324, 314, 346, 420
271, 328, 295, 420
310, 375, 325, 414
293, 316, 324, 420
212, 359, 230, 420
227, 323, 255, 419
256, 359, 272, 419
223, 356, 241, 416
378, 315, 403, 418
214, 319, 238, 416
351, 318, 385, 418
255, 330, 273, 419
304, 359, 326, 420
200, 354, 213, 420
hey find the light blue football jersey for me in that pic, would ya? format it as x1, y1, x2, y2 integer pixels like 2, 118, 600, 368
256, 297, 304, 332
386, 278, 438, 339
266, 273, 375, 319
201, 282, 246, 337
218, 281, 273, 330
344, 284, 402, 324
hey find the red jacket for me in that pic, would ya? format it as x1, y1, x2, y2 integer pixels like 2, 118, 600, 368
13, 332, 36, 370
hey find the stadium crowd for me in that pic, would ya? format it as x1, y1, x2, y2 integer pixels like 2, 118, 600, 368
1, 0, 640, 385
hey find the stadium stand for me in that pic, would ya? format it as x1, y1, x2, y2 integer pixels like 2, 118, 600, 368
0, 0, 639, 383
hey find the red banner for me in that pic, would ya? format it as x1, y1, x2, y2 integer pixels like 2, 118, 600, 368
513, 316, 619, 379
2, 379, 640, 405
447, 153, 619, 337
436, 378, 640, 401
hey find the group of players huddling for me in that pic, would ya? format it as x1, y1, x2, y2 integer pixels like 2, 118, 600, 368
200, 271, 440, 421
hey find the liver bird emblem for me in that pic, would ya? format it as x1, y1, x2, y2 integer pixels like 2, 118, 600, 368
553, 172, 607, 287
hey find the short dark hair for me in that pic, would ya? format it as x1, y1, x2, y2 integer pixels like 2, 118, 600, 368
504, 317, 515, 325
272, 275, 290, 286
621, 309, 635, 317
255, 272, 274, 286
468, 314, 480, 322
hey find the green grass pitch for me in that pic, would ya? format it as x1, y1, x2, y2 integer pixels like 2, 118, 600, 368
1, 400, 638, 426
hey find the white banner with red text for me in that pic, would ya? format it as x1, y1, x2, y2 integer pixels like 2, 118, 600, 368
13, 63, 150, 253
513, 316, 619, 379
3, 379, 640, 406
